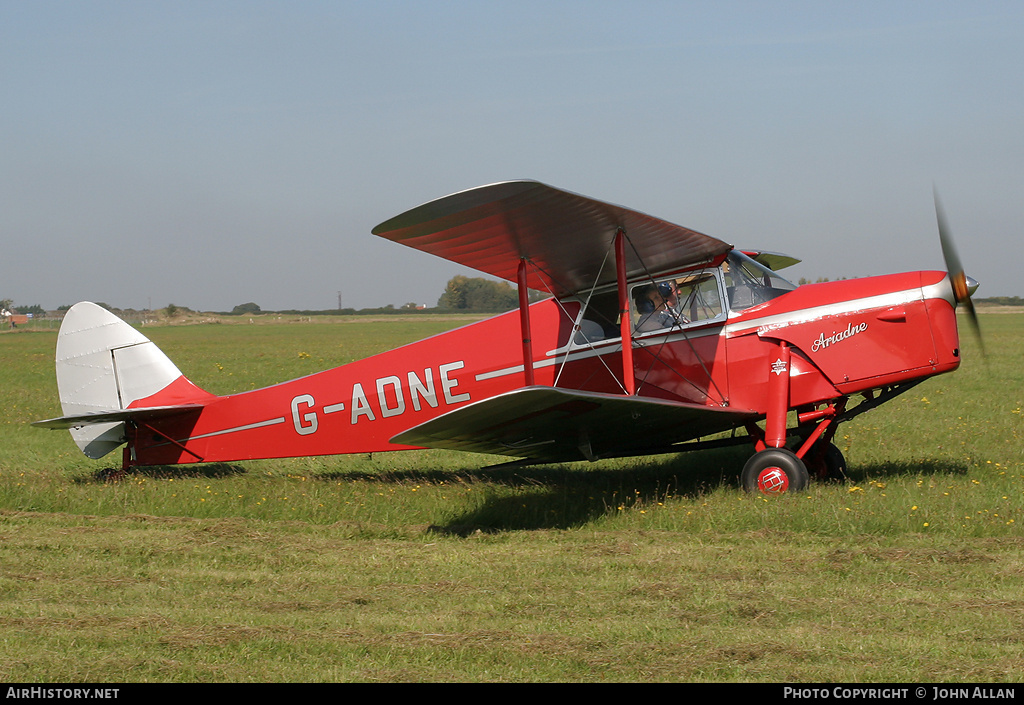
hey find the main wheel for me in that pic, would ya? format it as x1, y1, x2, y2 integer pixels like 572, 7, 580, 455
741, 448, 810, 494
805, 442, 848, 483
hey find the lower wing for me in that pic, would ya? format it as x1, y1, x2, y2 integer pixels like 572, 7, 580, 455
390, 386, 756, 463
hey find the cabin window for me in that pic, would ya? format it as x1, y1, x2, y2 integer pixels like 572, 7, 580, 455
566, 264, 733, 348
723, 252, 797, 311
571, 290, 620, 346
631, 270, 724, 334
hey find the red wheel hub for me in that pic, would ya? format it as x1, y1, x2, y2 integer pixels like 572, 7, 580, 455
757, 466, 789, 494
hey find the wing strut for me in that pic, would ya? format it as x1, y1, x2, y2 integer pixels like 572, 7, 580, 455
517, 258, 535, 386
615, 228, 636, 395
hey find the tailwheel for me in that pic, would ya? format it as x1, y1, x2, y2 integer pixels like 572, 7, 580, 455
741, 448, 809, 494
805, 442, 848, 483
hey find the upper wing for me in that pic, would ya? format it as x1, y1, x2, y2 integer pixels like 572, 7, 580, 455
390, 386, 756, 463
372, 180, 732, 298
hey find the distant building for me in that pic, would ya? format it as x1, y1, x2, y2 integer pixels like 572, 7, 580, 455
2, 308, 30, 327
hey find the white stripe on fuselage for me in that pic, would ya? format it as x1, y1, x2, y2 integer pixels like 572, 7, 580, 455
179, 416, 287, 441
728, 278, 950, 337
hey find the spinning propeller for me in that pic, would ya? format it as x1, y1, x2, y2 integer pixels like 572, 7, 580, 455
934, 187, 984, 356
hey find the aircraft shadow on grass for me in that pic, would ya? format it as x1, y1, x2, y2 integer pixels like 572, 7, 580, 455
78, 450, 968, 533
327, 451, 971, 535
80, 462, 248, 483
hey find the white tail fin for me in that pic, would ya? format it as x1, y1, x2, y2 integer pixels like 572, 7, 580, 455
47, 302, 211, 459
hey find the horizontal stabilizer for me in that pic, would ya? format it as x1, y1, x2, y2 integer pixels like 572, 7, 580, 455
391, 386, 755, 463
33, 404, 205, 430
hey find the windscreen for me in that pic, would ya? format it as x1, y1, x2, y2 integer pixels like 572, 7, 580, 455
723, 251, 797, 311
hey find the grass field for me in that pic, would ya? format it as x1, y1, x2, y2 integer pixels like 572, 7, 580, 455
1, 312, 1022, 682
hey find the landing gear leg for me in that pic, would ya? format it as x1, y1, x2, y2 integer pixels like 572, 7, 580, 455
741, 340, 809, 494
122, 421, 139, 472
795, 399, 848, 483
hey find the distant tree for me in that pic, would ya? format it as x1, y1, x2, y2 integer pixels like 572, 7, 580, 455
438, 275, 469, 309
797, 277, 848, 286
977, 296, 1024, 306
231, 302, 262, 315
164, 303, 181, 318
17, 304, 46, 316
437, 276, 520, 312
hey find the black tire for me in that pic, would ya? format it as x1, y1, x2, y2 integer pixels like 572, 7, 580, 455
806, 442, 848, 483
820, 443, 848, 482
741, 448, 810, 494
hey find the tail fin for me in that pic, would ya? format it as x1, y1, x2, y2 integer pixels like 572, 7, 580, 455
35, 302, 216, 459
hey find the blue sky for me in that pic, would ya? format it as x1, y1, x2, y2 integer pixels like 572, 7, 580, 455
3, 1, 1021, 311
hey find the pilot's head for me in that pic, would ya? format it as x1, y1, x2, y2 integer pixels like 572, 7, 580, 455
635, 285, 656, 314
658, 281, 677, 304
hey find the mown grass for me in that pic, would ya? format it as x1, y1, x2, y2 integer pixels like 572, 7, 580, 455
1, 312, 1022, 682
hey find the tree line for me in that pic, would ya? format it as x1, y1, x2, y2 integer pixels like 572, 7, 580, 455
435, 276, 548, 311
11, 282, 1017, 321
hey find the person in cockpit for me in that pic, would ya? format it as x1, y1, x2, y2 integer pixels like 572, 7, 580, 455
635, 281, 688, 332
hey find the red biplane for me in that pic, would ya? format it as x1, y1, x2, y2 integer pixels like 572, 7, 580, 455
35, 180, 980, 493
